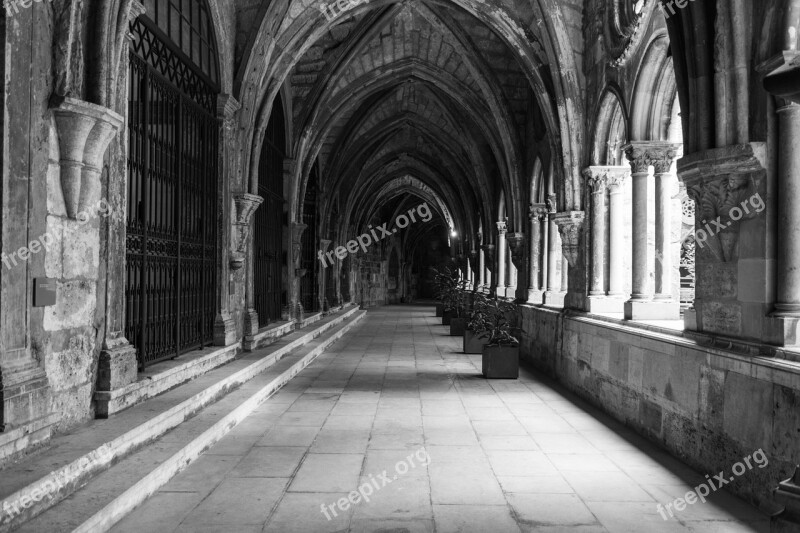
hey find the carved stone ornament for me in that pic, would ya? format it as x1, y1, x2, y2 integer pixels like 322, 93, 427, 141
506, 233, 527, 270
553, 211, 586, 266
229, 193, 264, 270
604, 0, 655, 68
623, 142, 681, 174
52, 98, 124, 219
529, 203, 549, 222
678, 143, 767, 263
496, 220, 508, 234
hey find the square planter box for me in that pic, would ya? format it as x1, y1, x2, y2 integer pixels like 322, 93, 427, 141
450, 318, 466, 336
435, 303, 444, 317
463, 329, 490, 354
442, 309, 453, 325
481, 344, 519, 379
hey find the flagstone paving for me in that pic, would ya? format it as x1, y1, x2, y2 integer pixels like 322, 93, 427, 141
111, 305, 768, 533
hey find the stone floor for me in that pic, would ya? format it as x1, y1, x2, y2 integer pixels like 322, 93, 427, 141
111, 305, 769, 533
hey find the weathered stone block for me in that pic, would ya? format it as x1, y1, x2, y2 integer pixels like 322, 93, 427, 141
43, 280, 96, 331
723, 372, 773, 449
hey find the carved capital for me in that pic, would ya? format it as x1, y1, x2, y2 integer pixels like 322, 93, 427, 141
496, 220, 508, 235
584, 166, 629, 193
553, 211, 586, 266
529, 203, 549, 222
623, 142, 681, 174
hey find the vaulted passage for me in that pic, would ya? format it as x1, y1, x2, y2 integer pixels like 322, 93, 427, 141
1, 0, 799, 530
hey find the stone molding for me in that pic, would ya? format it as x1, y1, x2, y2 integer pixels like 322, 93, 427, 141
623, 141, 681, 174
553, 211, 586, 266
51, 98, 124, 219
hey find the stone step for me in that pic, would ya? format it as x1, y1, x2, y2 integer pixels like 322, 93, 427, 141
0, 306, 365, 533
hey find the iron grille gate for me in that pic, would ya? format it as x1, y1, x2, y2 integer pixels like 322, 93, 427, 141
126, 17, 219, 369
300, 176, 318, 313
253, 101, 286, 326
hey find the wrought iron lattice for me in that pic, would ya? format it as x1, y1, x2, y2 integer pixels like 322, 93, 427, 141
300, 166, 319, 313
254, 96, 286, 326
126, 16, 219, 369
679, 237, 696, 310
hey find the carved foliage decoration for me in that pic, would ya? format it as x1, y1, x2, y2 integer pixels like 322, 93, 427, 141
624, 142, 680, 174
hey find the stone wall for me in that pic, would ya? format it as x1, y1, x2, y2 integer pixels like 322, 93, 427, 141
519, 304, 800, 509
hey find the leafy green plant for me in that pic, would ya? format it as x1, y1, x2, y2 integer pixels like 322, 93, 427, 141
468, 293, 518, 346
432, 267, 468, 317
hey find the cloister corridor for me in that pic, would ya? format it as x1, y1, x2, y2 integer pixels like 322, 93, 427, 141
100, 305, 767, 533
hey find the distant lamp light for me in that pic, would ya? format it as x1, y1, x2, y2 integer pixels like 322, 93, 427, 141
450, 230, 457, 237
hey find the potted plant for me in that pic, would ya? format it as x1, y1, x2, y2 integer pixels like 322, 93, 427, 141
448, 278, 469, 336
473, 297, 519, 379
433, 267, 460, 325
464, 287, 491, 353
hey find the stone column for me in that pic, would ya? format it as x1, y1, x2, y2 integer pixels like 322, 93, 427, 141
653, 150, 680, 301
623, 142, 680, 320
583, 169, 608, 297
607, 171, 628, 297
496, 221, 507, 297
544, 197, 564, 306
482, 244, 495, 294
528, 204, 548, 303
584, 166, 630, 313
773, 103, 800, 316
477, 233, 485, 288
507, 233, 526, 301
319, 239, 332, 311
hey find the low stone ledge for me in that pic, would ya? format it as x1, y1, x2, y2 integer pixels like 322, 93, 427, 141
243, 320, 295, 352
298, 312, 323, 329
94, 343, 240, 418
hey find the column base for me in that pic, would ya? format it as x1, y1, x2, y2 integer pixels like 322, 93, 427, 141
585, 296, 625, 314
543, 291, 565, 307
243, 308, 260, 337
527, 289, 544, 305
213, 312, 237, 346
624, 300, 680, 320
684, 308, 698, 331
1, 365, 55, 465
95, 339, 139, 419
764, 315, 800, 347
